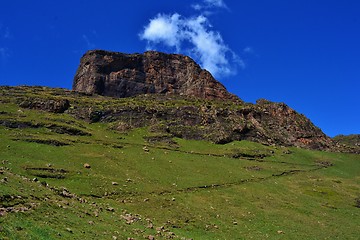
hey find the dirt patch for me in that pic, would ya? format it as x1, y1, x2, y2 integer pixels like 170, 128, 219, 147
0, 119, 41, 129
12, 138, 70, 146
46, 124, 91, 136
25, 167, 69, 179
144, 135, 178, 148
245, 166, 262, 171
355, 197, 360, 208
315, 160, 333, 167
231, 152, 268, 159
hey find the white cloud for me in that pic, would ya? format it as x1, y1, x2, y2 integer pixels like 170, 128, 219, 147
139, 10, 241, 78
140, 13, 182, 51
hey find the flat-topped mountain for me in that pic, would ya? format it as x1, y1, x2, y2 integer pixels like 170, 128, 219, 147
73, 50, 239, 101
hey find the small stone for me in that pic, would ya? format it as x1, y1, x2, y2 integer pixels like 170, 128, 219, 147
84, 163, 91, 168
66, 228, 73, 233
156, 226, 164, 232
277, 230, 284, 234
148, 235, 155, 240
107, 207, 115, 212
88, 221, 94, 225
112, 181, 119, 185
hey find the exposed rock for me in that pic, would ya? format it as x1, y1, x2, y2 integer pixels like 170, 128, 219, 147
83, 163, 91, 169
19, 98, 70, 113
73, 50, 239, 101
71, 95, 333, 150
332, 134, 360, 154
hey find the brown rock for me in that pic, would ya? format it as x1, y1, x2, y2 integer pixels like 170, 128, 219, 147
83, 163, 91, 168
19, 98, 70, 113
73, 50, 239, 101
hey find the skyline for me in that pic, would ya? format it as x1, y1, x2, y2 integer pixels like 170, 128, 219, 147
0, 0, 359, 137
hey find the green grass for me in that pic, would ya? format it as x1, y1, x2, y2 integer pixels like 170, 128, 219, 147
0, 87, 359, 239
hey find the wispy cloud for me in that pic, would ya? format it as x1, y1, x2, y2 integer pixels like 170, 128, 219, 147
139, 0, 241, 78
192, 0, 228, 12
0, 24, 11, 62
0, 24, 11, 39
0, 47, 10, 61
82, 34, 95, 49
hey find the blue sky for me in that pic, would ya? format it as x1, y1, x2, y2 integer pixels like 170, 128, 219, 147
0, 0, 359, 137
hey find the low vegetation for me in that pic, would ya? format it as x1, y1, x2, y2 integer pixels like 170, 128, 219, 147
0, 86, 359, 239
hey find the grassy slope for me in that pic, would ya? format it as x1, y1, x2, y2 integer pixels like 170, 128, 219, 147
0, 88, 359, 239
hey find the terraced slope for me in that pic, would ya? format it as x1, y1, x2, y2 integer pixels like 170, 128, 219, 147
0, 86, 359, 239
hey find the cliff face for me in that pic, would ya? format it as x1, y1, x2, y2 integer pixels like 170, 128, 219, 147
70, 50, 335, 151
73, 50, 239, 101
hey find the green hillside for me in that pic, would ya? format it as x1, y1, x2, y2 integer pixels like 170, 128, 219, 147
0, 86, 359, 239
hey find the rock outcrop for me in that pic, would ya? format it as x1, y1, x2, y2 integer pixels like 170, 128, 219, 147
1, 86, 339, 151
66, 93, 333, 150
73, 50, 239, 101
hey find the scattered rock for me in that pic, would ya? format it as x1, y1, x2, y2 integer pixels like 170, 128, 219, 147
156, 226, 164, 232
84, 163, 91, 169
66, 228, 73, 233
121, 213, 140, 224
282, 150, 292, 154
277, 230, 284, 234
112, 181, 119, 185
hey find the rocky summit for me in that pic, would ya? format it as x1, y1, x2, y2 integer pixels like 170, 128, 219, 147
69, 50, 341, 151
73, 50, 239, 101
